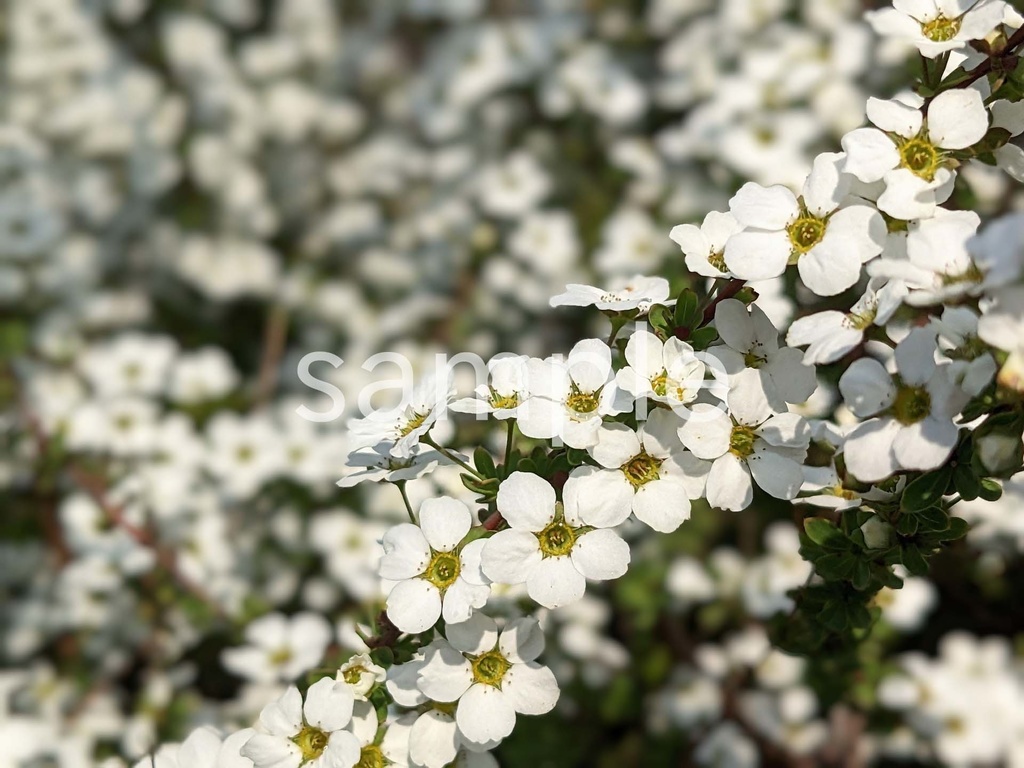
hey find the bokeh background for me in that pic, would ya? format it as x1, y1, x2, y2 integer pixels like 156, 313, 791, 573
4, 0, 1024, 766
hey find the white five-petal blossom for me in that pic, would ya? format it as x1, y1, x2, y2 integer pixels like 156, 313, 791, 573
615, 329, 715, 414
724, 153, 886, 295
670, 211, 742, 279
839, 329, 970, 482
786, 278, 907, 365
241, 678, 361, 768
481, 472, 630, 608
677, 370, 811, 511
567, 409, 709, 532
549, 275, 670, 313
867, 0, 1009, 58
841, 90, 989, 219
417, 614, 559, 748
711, 299, 817, 411
516, 339, 625, 449
380, 497, 490, 633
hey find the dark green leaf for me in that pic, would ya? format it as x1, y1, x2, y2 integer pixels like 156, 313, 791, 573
901, 544, 929, 576
804, 518, 847, 549
673, 289, 701, 329
979, 478, 1003, 502
901, 470, 950, 512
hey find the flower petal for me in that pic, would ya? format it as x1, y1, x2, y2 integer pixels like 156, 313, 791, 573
502, 662, 559, 716
496, 472, 556, 531
481, 529, 542, 585
526, 555, 586, 608
386, 578, 442, 634
570, 529, 631, 580
419, 497, 472, 552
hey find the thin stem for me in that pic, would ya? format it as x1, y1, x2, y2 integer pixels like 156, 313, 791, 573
930, 26, 1024, 98
396, 481, 416, 523
254, 303, 289, 408
422, 435, 482, 478
504, 419, 516, 462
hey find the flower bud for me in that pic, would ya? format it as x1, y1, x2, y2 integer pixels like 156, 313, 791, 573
859, 515, 893, 550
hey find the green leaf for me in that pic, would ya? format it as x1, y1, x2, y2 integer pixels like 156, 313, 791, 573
901, 470, 950, 512
852, 560, 871, 591
819, 600, 848, 632
473, 447, 496, 478
952, 463, 981, 501
901, 544, 929, 576
915, 506, 949, 533
804, 518, 847, 550
673, 289, 701, 330
979, 478, 1003, 502
933, 516, 970, 541
896, 514, 919, 536
689, 327, 719, 350
815, 553, 856, 580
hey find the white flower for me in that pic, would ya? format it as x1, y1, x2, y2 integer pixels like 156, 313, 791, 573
78, 333, 179, 398
867, 0, 1008, 58
567, 409, 708, 532
336, 654, 387, 700
615, 329, 713, 413
979, 285, 1024, 389
417, 614, 559, 747
344, 701, 409, 768
678, 371, 811, 511
481, 471, 630, 608
349, 374, 455, 458
724, 153, 885, 294
476, 151, 550, 218
221, 612, 332, 684
379, 498, 490, 633
933, 307, 997, 396
670, 211, 742, 279
839, 329, 969, 482
712, 299, 817, 411
786, 278, 907, 365
841, 91, 989, 219
549, 275, 670, 313
241, 679, 361, 768
450, 355, 531, 420
868, 208, 984, 305
132, 727, 254, 768
516, 339, 624, 449
337, 444, 451, 488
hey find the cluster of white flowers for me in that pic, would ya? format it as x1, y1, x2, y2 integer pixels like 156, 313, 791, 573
5, 0, 1024, 766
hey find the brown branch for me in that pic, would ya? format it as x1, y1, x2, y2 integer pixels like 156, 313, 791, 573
254, 303, 290, 408
702, 278, 747, 325
67, 464, 228, 620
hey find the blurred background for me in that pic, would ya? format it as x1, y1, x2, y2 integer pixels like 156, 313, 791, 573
4, 0, 1024, 766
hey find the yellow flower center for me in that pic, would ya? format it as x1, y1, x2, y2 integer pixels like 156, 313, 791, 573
729, 424, 757, 458
471, 650, 512, 687
424, 551, 461, 590
892, 384, 931, 425
342, 665, 365, 685
356, 745, 386, 768
898, 137, 942, 181
708, 249, 728, 272
921, 15, 961, 42
293, 726, 329, 762
536, 520, 576, 557
787, 215, 826, 257
622, 452, 662, 489
490, 388, 520, 409
269, 647, 293, 665
399, 410, 429, 437
566, 386, 600, 416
